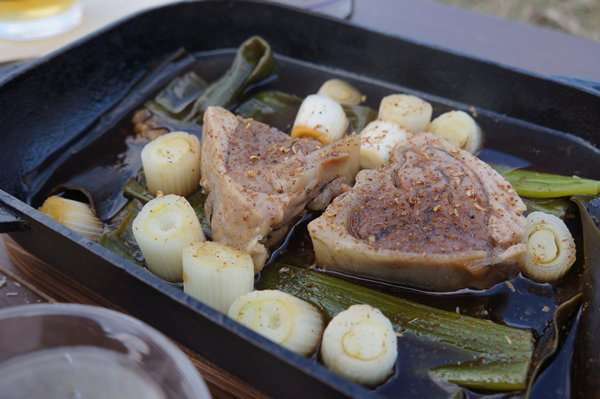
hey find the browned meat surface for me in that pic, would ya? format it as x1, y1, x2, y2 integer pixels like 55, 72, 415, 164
201, 106, 360, 272
308, 132, 526, 291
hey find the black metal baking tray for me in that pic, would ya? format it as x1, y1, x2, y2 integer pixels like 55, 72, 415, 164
1, 1, 600, 397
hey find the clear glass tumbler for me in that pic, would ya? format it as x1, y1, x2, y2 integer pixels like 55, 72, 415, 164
0, 0, 83, 41
0, 303, 211, 399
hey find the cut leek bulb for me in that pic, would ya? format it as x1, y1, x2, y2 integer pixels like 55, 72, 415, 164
317, 79, 362, 105
141, 131, 201, 197
426, 110, 482, 154
183, 241, 254, 314
378, 94, 432, 133
291, 94, 349, 144
359, 120, 408, 169
38, 196, 103, 241
132, 194, 205, 282
521, 211, 576, 282
228, 290, 324, 356
320, 304, 397, 386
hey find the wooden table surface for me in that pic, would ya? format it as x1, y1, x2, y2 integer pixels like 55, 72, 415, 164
1, 1, 599, 398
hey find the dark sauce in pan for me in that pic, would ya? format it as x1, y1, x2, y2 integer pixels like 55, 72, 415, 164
23, 49, 599, 398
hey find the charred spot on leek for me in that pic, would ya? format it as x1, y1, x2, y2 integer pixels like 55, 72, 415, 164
501, 169, 600, 198
235, 90, 302, 132
258, 263, 533, 391
183, 36, 277, 123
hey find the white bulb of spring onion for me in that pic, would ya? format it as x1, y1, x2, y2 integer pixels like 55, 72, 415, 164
378, 94, 432, 133
141, 131, 201, 197
320, 304, 397, 386
132, 194, 205, 282
38, 196, 103, 241
183, 241, 254, 314
426, 110, 482, 154
359, 120, 408, 169
317, 79, 363, 105
291, 94, 349, 144
521, 211, 576, 282
228, 290, 324, 356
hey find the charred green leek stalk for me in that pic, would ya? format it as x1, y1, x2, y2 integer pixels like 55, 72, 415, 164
99, 199, 144, 267
502, 170, 600, 198
235, 90, 302, 132
155, 71, 208, 115
123, 177, 153, 203
522, 197, 571, 219
144, 71, 209, 123
343, 104, 377, 133
184, 36, 277, 122
258, 263, 533, 391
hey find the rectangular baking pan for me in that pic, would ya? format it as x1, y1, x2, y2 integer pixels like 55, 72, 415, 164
1, 1, 600, 397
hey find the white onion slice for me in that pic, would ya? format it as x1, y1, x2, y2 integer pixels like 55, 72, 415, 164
521, 211, 576, 282
426, 110, 482, 154
141, 131, 201, 196
317, 79, 362, 105
38, 196, 103, 241
291, 94, 349, 144
183, 241, 254, 313
320, 304, 397, 386
359, 120, 408, 169
132, 194, 205, 282
378, 94, 432, 133
228, 290, 324, 356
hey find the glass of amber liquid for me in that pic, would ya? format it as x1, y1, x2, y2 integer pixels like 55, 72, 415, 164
0, 0, 82, 41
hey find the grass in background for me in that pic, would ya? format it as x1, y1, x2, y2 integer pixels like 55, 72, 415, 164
435, 0, 600, 42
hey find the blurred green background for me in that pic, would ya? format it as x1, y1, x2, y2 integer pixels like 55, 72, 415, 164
435, 0, 600, 42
